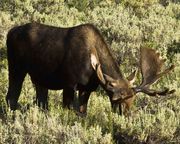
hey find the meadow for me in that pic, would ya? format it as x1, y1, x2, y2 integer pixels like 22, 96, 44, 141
0, 0, 180, 143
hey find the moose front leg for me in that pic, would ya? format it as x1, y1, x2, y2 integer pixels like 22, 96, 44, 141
63, 88, 74, 109
110, 99, 122, 115
111, 95, 135, 116
78, 90, 91, 115
111, 103, 132, 116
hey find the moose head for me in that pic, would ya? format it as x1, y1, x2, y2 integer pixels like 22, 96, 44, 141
91, 47, 175, 115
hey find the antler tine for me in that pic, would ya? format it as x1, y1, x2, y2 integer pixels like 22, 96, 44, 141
141, 88, 169, 96
135, 47, 175, 96
140, 87, 175, 97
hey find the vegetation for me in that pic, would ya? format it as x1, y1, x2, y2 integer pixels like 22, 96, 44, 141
0, 0, 179, 143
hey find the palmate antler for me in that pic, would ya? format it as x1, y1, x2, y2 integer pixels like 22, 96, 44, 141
134, 47, 175, 96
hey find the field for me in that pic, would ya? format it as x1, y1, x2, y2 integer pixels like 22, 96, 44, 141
0, 0, 180, 143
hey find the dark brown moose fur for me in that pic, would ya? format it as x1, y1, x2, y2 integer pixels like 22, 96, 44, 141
6, 22, 174, 115
6, 22, 133, 113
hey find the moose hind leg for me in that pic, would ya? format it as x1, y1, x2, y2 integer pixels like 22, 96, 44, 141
6, 71, 26, 110
35, 85, 48, 109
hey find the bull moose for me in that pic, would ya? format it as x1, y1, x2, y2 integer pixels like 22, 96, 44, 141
6, 22, 175, 115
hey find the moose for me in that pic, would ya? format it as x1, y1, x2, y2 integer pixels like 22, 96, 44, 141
6, 22, 175, 115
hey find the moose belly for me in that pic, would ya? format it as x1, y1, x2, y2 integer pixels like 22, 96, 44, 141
28, 70, 66, 90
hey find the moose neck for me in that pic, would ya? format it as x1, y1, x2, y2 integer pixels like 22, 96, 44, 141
96, 38, 124, 80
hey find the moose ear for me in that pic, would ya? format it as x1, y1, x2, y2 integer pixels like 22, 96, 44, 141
96, 66, 118, 88
104, 74, 117, 84
103, 74, 119, 91
91, 54, 106, 84
96, 64, 106, 84
127, 70, 137, 85
91, 53, 118, 89
104, 74, 116, 84
91, 54, 98, 70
